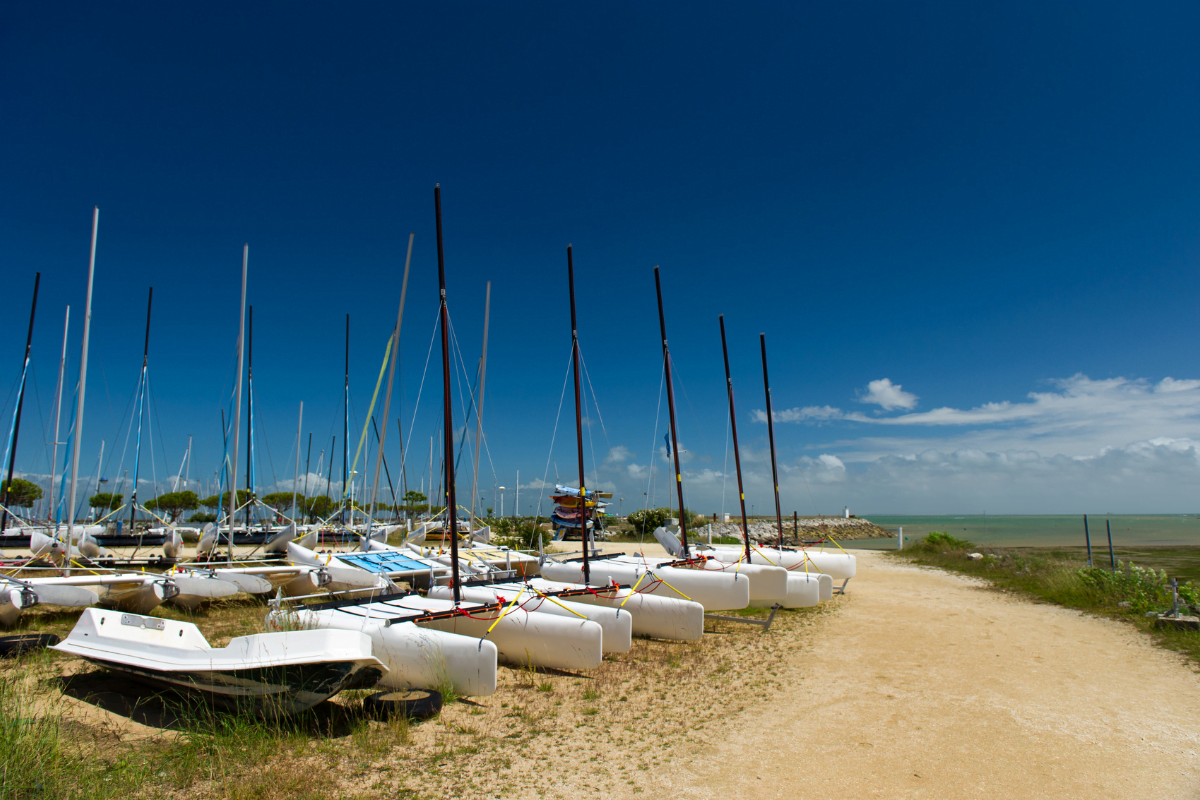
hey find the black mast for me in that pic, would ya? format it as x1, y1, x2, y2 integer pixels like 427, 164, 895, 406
0, 273, 40, 533
343, 314, 349, 524
128, 287, 153, 536
760, 334, 784, 547
654, 267, 690, 558
324, 435, 335, 521
567, 245, 590, 582
435, 185, 461, 603
719, 315, 753, 564
245, 305, 253, 532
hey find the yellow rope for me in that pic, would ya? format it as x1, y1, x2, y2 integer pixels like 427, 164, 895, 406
648, 570, 692, 601
751, 544, 779, 566
486, 586, 525, 634
527, 590, 588, 619
619, 573, 647, 607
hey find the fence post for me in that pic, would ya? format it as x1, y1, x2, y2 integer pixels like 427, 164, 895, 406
898, 526, 903, 550
1083, 514, 1093, 567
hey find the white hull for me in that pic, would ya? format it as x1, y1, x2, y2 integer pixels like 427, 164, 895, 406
542, 557, 750, 611
429, 584, 632, 654
271, 606, 498, 697
55, 608, 383, 714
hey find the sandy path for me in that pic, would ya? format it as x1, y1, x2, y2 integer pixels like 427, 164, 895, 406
647, 551, 1200, 799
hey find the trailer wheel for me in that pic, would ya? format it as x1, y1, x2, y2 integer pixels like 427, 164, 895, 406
0, 633, 60, 658
363, 688, 443, 720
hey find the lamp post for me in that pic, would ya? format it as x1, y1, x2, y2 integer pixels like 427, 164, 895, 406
499, 486, 505, 518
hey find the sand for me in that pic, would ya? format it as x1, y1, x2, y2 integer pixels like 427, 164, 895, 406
645, 550, 1200, 799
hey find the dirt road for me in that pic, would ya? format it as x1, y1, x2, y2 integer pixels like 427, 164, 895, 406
647, 550, 1200, 799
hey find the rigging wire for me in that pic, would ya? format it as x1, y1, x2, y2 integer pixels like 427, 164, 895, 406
401, 308, 442, 476
537, 347, 576, 520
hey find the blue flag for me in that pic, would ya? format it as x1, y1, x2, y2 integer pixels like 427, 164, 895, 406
664, 432, 671, 457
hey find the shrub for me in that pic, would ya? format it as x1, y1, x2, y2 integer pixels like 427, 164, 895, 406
627, 507, 699, 535
492, 518, 552, 550
922, 531, 975, 551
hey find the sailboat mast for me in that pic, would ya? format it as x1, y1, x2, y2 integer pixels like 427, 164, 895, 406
228, 245, 249, 562
654, 267, 690, 558
0, 272, 40, 533
245, 305, 253, 532
291, 402, 303, 524
567, 246, 591, 581
435, 185, 461, 603
324, 435, 335, 518
128, 287, 153, 535
368, 232, 413, 529
760, 334, 784, 547
342, 314, 350, 525
719, 315, 753, 563
66, 208, 99, 565
469, 281, 491, 525
49, 307, 69, 529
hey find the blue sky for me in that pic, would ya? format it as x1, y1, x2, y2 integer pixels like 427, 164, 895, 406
3, 2, 1200, 517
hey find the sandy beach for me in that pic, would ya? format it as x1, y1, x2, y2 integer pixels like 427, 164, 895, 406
644, 550, 1200, 799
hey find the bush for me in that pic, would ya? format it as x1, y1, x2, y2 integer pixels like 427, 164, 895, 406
627, 507, 699, 535
492, 518, 552, 551
922, 531, 975, 551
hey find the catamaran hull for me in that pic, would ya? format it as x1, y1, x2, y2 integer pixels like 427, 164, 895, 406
393, 596, 604, 671
428, 585, 633, 654
54, 609, 383, 714
523, 578, 704, 642
274, 609, 498, 697
541, 560, 750, 611
706, 545, 856, 581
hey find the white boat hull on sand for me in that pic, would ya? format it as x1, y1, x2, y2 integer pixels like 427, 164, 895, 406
391, 595, 604, 671
704, 545, 856, 582
270, 606, 498, 697
55, 608, 384, 714
519, 578, 704, 642
542, 558, 750, 611
428, 584, 632, 654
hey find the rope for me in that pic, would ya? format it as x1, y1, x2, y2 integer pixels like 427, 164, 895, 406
486, 586, 526, 634
645, 569, 692, 601
619, 572, 647, 607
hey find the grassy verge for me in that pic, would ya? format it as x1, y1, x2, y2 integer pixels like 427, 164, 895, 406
890, 532, 1200, 664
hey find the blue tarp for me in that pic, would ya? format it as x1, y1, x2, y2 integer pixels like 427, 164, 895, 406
336, 551, 431, 574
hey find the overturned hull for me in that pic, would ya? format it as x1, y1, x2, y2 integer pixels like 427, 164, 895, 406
55, 608, 383, 714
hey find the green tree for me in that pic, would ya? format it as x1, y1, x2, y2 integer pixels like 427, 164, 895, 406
303, 494, 333, 522
1, 478, 43, 510
88, 492, 123, 511
261, 492, 297, 515
199, 490, 251, 511
144, 490, 200, 522
402, 490, 427, 519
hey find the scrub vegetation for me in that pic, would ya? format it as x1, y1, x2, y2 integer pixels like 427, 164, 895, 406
893, 533, 1200, 664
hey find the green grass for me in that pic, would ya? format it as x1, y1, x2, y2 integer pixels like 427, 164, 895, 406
892, 533, 1200, 663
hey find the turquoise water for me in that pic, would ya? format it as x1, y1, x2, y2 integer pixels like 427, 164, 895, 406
862, 515, 1200, 548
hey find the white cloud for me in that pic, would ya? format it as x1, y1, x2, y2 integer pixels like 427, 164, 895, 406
605, 446, 634, 464
752, 405, 843, 423
859, 378, 918, 411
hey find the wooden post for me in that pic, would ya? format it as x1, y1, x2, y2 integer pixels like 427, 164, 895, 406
1083, 514, 1093, 567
